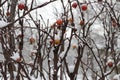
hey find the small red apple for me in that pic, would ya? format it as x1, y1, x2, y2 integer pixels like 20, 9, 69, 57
108, 62, 113, 67
111, 19, 117, 27
18, 3, 25, 10
16, 58, 22, 62
107, 59, 114, 68
56, 19, 63, 25
68, 18, 74, 23
112, 22, 117, 27
50, 40, 54, 45
50, 39, 60, 45
29, 37, 35, 44
81, 4, 88, 11
72, 2, 77, 8
54, 39, 60, 45
6, 11, 10, 16
72, 45, 77, 49
80, 20, 85, 26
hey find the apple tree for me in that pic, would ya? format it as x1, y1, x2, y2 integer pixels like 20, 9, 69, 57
0, 0, 120, 80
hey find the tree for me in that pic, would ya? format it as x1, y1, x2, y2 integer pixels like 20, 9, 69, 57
0, 0, 120, 80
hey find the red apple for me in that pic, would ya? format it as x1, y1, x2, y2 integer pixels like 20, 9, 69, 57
68, 18, 74, 23
29, 37, 35, 44
50, 40, 54, 45
6, 11, 10, 16
107, 61, 113, 67
72, 45, 77, 49
18, 3, 25, 10
50, 39, 60, 45
112, 19, 117, 27
80, 20, 85, 26
56, 19, 63, 25
72, 2, 77, 8
54, 39, 60, 45
16, 58, 22, 62
81, 4, 87, 11
112, 22, 117, 27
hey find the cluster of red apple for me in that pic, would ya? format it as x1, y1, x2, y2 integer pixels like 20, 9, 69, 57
71, 2, 88, 11
18, 3, 28, 10
56, 18, 84, 26
6, 3, 27, 16
72, 0, 103, 9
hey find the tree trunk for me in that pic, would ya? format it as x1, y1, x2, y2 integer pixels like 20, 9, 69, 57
53, 47, 59, 80
1, 0, 18, 80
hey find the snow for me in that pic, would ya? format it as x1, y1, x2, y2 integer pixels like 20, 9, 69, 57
90, 23, 106, 49
113, 74, 120, 80
90, 23, 105, 36
106, 58, 114, 65
31, 49, 37, 54
59, 51, 65, 58
18, 0, 25, 4
1, 0, 6, 3
0, 20, 9, 28
15, 30, 22, 37
11, 52, 20, 61
71, 36, 78, 46
0, 0, 120, 80
117, 61, 120, 66
69, 65, 74, 73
